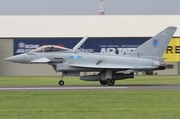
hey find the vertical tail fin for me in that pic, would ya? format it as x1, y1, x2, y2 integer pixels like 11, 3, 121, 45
132, 26, 177, 57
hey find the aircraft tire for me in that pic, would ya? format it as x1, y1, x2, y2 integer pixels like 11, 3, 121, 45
59, 80, 64, 86
107, 79, 115, 86
100, 80, 107, 85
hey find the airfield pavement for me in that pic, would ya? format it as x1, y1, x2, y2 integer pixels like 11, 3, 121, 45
0, 84, 180, 91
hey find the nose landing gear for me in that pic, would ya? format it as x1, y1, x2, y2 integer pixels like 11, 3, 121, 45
59, 80, 64, 86
58, 75, 64, 86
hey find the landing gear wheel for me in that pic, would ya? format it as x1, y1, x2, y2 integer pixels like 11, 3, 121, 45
100, 80, 107, 85
59, 80, 64, 86
107, 79, 115, 86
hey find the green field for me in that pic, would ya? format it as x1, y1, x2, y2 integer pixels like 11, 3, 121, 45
0, 76, 180, 119
0, 75, 179, 86
0, 90, 180, 119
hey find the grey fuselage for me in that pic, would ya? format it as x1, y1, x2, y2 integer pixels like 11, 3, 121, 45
24, 50, 162, 72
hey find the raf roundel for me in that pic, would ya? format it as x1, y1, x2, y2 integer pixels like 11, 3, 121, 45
18, 42, 25, 48
152, 39, 158, 47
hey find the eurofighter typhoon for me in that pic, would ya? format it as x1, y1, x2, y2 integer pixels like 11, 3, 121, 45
4, 26, 177, 86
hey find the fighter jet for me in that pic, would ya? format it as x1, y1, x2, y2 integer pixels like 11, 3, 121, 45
4, 26, 177, 86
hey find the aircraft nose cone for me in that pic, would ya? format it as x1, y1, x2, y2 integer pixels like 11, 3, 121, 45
4, 53, 27, 63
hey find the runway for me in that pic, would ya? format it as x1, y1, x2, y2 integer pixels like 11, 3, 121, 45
0, 85, 180, 91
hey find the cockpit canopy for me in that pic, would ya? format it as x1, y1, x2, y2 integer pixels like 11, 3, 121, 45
31, 45, 68, 52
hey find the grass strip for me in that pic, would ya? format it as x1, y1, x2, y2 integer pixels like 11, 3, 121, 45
0, 75, 180, 86
0, 90, 180, 119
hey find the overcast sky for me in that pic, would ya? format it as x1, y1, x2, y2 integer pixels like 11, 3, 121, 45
0, 0, 180, 15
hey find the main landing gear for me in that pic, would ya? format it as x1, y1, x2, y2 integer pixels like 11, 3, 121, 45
100, 80, 106, 85
58, 75, 64, 86
100, 78, 115, 86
